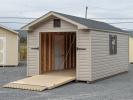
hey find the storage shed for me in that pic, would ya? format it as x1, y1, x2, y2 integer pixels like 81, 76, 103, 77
22, 11, 129, 82
129, 33, 133, 63
0, 25, 19, 66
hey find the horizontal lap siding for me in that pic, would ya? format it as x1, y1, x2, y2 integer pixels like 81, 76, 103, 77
0, 29, 18, 66
27, 16, 77, 76
77, 30, 91, 81
27, 32, 39, 76
129, 37, 133, 63
91, 31, 129, 81
36, 18, 77, 31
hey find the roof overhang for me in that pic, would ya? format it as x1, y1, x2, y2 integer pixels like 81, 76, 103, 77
21, 11, 128, 35
0, 24, 18, 35
21, 11, 88, 31
89, 28, 129, 35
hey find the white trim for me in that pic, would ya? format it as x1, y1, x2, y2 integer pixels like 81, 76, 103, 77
21, 11, 127, 35
27, 32, 29, 76
0, 37, 6, 65
52, 13, 88, 29
0, 24, 18, 35
17, 35, 19, 65
88, 28, 129, 35
21, 11, 88, 30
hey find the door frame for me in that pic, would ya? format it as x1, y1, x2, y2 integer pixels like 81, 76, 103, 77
39, 32, 77, 74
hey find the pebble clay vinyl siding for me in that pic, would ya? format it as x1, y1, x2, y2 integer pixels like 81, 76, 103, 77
27, 16, 92, 81
27, 17, 78, 76
25, 11, 128, 82
90, 30, 129, 81
76, 30, 92, 81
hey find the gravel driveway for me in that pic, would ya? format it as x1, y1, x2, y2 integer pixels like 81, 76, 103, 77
0, 62, 133, 100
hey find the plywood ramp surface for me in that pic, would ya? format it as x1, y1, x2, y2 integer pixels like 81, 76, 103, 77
3, 70, 76, 91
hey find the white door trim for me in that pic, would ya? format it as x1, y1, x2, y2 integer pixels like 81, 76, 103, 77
0, 37, 6, 65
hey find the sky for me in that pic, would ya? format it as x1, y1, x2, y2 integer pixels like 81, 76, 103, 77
0, 0, 133, 30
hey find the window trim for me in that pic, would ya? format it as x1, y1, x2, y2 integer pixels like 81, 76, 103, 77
109, 34, 117, 55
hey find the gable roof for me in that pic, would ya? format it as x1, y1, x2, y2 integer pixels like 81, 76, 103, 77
21, 11, 126, 34
0, 24, 18, 35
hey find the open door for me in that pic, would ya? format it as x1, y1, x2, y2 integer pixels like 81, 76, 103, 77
40, 32, 76, 74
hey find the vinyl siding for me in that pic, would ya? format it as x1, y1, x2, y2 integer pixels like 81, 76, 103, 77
27, 31, 39, 76
0, 28, 18, 66
90, 30, 129, 81
27, 16, 77, 76
129, 37, 133, 63
76, 30, 92, 81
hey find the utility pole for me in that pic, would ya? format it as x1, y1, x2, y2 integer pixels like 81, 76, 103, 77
85, 6, 88, 19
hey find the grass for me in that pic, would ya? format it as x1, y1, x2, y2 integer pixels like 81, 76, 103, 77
19, 43, 27, 61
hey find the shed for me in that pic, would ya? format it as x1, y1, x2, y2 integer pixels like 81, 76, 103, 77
0, 25, 19, 66
22, 11, 129, 82
129, 32, 133, 63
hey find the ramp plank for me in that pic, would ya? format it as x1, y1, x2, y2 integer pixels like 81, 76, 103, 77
3, 70, 75, 91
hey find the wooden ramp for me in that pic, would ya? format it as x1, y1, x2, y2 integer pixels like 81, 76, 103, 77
3, 70, 76, 91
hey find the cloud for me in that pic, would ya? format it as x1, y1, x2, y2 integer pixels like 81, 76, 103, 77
0, 0, 132, 30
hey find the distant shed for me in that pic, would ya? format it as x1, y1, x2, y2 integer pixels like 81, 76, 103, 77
129, 33, 133, 63
0, 25, 19, 66
22, 11, 129, 82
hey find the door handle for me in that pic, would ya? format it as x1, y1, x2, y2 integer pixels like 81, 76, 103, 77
31, 47, 39, 50
77, 47, 86, 50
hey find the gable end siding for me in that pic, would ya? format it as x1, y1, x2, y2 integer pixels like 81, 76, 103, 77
27, 17, 78, 76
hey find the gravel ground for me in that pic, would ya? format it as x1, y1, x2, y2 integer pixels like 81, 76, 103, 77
0, 63, 133, 100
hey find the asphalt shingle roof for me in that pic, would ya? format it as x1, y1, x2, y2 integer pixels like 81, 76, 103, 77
54, 12, 126, 33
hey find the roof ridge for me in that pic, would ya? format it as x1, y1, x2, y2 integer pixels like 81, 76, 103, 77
53, 11, 107, 23
53, 11, 126, 33
21, 11, 127, 33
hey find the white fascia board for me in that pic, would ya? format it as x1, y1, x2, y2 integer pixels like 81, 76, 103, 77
0, 24, 18, 35
52, 13, 88, 29
21, 11, 88, 30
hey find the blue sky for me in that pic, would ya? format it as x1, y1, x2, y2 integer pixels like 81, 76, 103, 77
0, 0, 133, 30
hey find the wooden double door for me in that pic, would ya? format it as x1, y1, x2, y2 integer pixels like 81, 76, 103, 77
40, 32, 76, 74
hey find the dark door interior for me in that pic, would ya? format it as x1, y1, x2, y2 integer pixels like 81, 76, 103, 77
40, 32, 76, 74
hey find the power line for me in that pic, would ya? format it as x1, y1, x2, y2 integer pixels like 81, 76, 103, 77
121, 28, 133, 31
1, 16, 133, 21
0, 22, 132, 31
0, 22, 28, 24
86, 4, 131, 12
0, 21, 133, 25
109, 22, 133, 24
90, 18, 133, 20
0, 17, 37, 19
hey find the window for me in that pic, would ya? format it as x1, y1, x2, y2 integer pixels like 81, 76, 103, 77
53, 19, 61, 27
109, 34, 117, 55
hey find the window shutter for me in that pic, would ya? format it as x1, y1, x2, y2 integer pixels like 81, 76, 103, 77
109, 35, 112, 54
114, 35, 117, 54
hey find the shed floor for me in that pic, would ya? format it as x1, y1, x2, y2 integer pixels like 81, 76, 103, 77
3, 69, 76, 91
